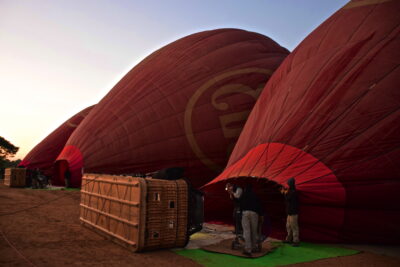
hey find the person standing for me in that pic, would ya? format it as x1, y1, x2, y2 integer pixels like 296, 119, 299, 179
241, 184, 263, 256
64, 169, 71, 188
281, 177, 300, 246
226, 183, 243, 237
31, 168, 40, 189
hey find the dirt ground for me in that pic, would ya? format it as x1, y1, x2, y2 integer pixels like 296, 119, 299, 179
1, 183, 399, 267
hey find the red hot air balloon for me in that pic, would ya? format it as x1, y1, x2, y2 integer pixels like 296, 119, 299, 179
19, 106, 94, 185
203, 0, 400, 244
55, 28, 289, 188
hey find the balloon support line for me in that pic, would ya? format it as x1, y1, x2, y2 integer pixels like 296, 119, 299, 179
232, 63, 399, 186
228, 24, 398, 185
0, 175, 100, 217
0, 229, 37, 267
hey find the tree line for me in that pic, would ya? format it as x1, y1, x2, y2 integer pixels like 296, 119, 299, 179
0, 136, 20, 179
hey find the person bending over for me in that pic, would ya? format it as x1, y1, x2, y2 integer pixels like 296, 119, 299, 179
226, 183, 243, 237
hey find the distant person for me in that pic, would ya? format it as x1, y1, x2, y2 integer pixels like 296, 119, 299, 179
31, 168, 40, 189
281, 177, 300, 246
225, 183, 243, 237
37, 172, 48, 189
25, 169, 33, 187
47, 174, 52, 186
240, 184, 263, 256
64, 169, 71, 188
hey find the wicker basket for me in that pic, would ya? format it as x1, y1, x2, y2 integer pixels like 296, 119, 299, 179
80, 174, 189, 252
4, 168, 26, 187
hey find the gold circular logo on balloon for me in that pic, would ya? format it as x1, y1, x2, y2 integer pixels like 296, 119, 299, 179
184, 68, 273, 172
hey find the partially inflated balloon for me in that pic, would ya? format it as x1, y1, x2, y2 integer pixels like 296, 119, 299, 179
203, 0, 400, 244
56, 28, 289, 188
19, 106, 94, 184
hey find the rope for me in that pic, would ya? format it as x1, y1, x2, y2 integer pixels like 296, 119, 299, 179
0, 229, 37, 267
0, 173, 101, 217
0, 194, 68, 216
174, 180, 179, 247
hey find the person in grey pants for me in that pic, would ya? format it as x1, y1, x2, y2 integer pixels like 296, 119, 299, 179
240, 184, 263, 256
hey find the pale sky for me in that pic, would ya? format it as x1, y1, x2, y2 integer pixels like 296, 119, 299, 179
0, 0, 348, 159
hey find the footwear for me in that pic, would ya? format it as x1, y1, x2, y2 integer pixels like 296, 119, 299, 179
242, 250, 252, 257
252, 242, 262, 253
283, 240, 292, 244
292, 242, 300, 247
259, 234, 267, 242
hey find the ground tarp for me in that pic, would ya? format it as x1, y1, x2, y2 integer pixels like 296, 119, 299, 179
176, 241, 359, 267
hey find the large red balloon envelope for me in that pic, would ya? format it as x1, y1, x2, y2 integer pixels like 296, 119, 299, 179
55, 28, 289, 188
19, 105, 94, 184
203, 0, 400, 244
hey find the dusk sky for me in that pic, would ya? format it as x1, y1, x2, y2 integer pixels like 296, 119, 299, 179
1, 0, 348, 159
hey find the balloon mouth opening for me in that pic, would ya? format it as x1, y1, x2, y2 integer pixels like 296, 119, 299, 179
18, 160, 30, 167
53, 160, 70, 187
53, 145, 84, 188
204, 176, 287, 239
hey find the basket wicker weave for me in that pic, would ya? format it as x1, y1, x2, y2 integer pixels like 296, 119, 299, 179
80, 173, 189, 252
4, 168, 26, 187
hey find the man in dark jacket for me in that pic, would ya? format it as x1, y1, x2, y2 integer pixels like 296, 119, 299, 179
281, 177, 300, 246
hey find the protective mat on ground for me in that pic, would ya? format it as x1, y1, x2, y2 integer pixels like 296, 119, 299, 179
25, 187, 80, 191
201, 238, 276, 258
175, 242, 359, 267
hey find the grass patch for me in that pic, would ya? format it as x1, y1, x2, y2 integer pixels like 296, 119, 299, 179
175, 242, 359, 267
